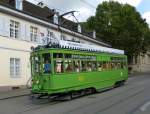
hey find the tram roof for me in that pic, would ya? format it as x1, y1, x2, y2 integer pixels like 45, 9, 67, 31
33, 40, 124, 55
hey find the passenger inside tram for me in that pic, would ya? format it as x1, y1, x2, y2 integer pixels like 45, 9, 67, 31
44, 60, 51, 73
66, 63, 73, 72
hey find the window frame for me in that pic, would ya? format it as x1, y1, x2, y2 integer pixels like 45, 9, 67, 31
53, 53, 64, 74
46, 30, 54, 44
30, 26, 38, 42
10, 58, 21, 78
10, 20, 20, 39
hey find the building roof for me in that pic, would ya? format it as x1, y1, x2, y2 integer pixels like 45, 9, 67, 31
0, 0, 55, 22
0, 0, 111, 47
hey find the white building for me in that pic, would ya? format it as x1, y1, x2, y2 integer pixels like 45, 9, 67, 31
0, 0, 110, 91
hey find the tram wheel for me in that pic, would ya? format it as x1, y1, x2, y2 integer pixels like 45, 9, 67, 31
114, 80, 125, 88
66, 92, 73, 100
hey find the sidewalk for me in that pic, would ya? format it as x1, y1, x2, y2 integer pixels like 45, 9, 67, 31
0, 89, 30, 100
129, 72, 150, 77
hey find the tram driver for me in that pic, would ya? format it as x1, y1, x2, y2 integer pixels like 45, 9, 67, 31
44, 60, 51, 73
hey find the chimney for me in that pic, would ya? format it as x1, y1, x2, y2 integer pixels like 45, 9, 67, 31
53, 12, 59, 24
78, 24, 82, 33
93, 30, 96, 38
15, 0, 23, 10
37, 2, 44, 8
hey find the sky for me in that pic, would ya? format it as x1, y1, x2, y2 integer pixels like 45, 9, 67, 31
27, 0, 150, 26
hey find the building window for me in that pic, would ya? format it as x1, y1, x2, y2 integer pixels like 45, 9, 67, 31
47, 31, 54, 38
15, 0, 23, 10
10, 58, 20, 78
10, 20, 20, 39
47, 30, 54, 43
30, 26, 38, 42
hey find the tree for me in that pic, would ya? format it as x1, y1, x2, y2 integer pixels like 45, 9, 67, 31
84, 1, 150, 63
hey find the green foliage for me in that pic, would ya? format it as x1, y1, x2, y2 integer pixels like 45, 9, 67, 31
85, 1, 150, 60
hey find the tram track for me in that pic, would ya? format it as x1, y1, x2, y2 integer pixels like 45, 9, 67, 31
13, 101, 62, 114
14, 80, 147, 114
62, 77, 150, 114
94, 86, 147, 114
0, 93, 64, 114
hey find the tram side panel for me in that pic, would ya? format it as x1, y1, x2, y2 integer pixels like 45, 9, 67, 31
50, 69, 128, 94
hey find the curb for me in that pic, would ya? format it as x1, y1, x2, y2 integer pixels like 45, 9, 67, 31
129, 72, 150, 77
0, 93, 30, 100
0, 89, 30, 100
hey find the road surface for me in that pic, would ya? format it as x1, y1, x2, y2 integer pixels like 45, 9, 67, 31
0, 73, 150, 114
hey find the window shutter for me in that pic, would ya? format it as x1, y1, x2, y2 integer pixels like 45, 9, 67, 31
4, 17, 10, 37
40, 28, 47, 45
25, 24, 31, 41
0, 17, 3, 36
20, 23, 26, 40
37, 28, 41, 44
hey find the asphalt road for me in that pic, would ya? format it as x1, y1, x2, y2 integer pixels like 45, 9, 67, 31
0, 73, 150, 114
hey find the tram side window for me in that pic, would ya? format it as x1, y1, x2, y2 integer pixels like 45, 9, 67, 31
102, 62, 107, 71
97, 62, 102, 71
123, 61, 127, 69
111, 57, 116, 70
54, 60, 64, 73
64, 60, 73, 72
109, 62, 112, 70
73, 61, 80, 72
42, 53, 51, 73
119, 58, 126, 69
113, 57, 119, 70
53, 53, 63, 58
65, 54, 72, 59
111, 57, 127, 70
107, 62, 110, 70
111, 62, 115, 70
81, 61, 87, 72
91, 62, 97, 71
121, 62, 124, 69
87, 62, 92, 71
117, 62, 121, 69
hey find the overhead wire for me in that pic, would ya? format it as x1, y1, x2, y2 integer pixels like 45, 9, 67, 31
80, 0, 97, 9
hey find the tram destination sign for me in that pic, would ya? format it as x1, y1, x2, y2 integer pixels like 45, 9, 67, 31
72, 55, 96, 60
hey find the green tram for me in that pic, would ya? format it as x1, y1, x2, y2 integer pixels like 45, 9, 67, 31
31, 41, 128, 99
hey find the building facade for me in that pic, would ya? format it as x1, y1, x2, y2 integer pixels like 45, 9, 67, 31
130, 51, 150, 73
0, 0, 109, 91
